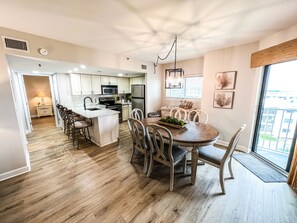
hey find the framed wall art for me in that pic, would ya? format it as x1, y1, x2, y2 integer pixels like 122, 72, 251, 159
213, 91, 234, 109
215, 71, 237, 90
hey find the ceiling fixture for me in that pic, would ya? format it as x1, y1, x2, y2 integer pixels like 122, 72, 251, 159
154, 35, 184, 89
80, 64, 86, 69
118, 73, 123, 76
73, 67, 78, 72
38, 48, 48, 56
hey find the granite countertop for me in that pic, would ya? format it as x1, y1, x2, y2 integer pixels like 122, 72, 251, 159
71, 106, 120, 119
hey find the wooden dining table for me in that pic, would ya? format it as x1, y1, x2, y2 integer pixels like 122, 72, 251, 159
140, 117, 220, 185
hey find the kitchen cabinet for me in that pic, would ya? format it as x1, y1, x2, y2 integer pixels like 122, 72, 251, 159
117, 78, 130, 94
92, 75, 101, 94
81, 75, 92, 94
36, 105, 53, 118
130, 76, 145, 85
70, 73, 82, 95
101, 76, 117, 85
70, 73, 92, 95
122, 104, 129, 121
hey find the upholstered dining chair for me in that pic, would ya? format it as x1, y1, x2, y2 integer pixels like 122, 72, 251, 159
127, 118, 148, 173
146, 124, 188, 191
131, 108, 144, 120
169, 107, 187, 120
191, 124, 246, 194
187, 109, 209, 124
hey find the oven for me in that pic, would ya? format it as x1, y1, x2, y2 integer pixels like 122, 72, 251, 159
106, 104, 122, 123
99, 97, 122, 123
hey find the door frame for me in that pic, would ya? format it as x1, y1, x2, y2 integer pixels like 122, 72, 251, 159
21, 73, 59, 128
252, 64, 296, 173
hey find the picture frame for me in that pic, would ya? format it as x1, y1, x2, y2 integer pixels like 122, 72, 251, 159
215, 71, 237, 90
213, 91, 234, 109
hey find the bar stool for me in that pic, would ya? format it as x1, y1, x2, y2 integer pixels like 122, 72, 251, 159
68, 113, 92, 149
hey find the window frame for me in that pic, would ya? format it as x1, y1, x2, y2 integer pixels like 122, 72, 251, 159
165, 74, 203, 99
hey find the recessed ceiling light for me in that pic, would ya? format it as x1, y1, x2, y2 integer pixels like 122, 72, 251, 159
118, 73, 123, 76
68, 70, 72, 73
32, 70, 39, 74
80, 64, 86, 69
73, 68, 78, 72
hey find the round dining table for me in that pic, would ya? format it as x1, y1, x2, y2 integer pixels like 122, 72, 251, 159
140, 117, 220, 185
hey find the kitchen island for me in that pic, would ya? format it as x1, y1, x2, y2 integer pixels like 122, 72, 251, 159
71, 107, 120, 147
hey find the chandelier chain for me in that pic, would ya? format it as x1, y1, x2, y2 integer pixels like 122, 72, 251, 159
153, 35, 177, 74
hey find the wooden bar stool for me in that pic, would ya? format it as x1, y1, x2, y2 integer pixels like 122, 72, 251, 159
68, 113, 92, 149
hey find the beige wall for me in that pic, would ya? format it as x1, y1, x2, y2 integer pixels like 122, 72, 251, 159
161, 57, 204, 109
0, 43, 29, 179
202, 42, 260, 151
24, 75, 52, 117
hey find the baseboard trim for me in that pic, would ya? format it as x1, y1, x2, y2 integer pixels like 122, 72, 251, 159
0, 165, 30, 182
216, 140, 248, 153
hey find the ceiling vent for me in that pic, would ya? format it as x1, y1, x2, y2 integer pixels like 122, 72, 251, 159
141, 64, 147, 70
2, 36, 30, 52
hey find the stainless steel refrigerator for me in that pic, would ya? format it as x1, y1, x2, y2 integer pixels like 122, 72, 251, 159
131, 84, 145, 117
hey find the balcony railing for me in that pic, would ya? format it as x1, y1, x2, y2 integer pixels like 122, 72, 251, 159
257, 108, 297, 154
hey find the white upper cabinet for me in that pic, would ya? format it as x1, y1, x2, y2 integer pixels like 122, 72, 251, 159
130, 76, 145, 85
123, 78, 130, 93
109, 77, 117, 85
70, 73, 82, 95
117, 78, 124, 93
117, 78, 130, 94
80, 75, 92, 95
92, 75, 101, 94
101, 76, 117, 85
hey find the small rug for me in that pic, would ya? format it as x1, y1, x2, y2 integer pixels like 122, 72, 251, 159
233, 154, 287, 183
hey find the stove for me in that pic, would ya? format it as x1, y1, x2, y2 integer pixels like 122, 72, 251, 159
99, 97, 122, 122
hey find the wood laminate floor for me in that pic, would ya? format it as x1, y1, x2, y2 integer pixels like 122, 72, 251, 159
0, 117, 296, 223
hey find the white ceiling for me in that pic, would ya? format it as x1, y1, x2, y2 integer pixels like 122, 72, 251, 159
1, 0, 297, 63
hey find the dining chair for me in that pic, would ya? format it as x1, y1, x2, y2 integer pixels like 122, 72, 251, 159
131, 108, 144, 120
191, 124, 246, 194
146, 124, 188, 191
169, 107, 187, 120
187, 109, 209, 124
127, 118, 149, 173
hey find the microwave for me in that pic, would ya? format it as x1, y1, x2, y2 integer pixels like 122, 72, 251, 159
101, 85, 118, 95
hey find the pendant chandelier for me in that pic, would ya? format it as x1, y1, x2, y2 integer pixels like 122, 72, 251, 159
154, 35, 184, 89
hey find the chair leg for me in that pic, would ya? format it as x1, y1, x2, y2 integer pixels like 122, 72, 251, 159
191, 149, 198, 185
219, 167, 225, 195
170, 164, 174, 191
143, 153, 148, 174
182, 155, 187, 174
228, 158, 234, 179
130, 146, 135, 163
147, 156, 154, 178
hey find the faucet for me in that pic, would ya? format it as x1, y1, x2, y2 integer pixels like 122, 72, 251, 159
83, 97, 93, 110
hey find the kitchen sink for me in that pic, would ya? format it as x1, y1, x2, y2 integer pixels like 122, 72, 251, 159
86, 108, 101, 111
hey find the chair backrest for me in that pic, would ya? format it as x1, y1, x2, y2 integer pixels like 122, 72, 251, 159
128, 118, 146, 152
169, 107, 187, 120
223, 124, 246, 162
187, 109, 209, 124
146, 124, 174, 164
131, 108, 144, 120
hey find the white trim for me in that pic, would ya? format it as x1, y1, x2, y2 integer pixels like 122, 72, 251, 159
0, 165, 30, 182
216, 140, 248, 153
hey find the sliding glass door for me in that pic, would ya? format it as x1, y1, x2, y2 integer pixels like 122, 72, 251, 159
252, 60, 297, 172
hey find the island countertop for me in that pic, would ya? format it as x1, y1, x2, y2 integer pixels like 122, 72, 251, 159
71, 107, 120, 119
